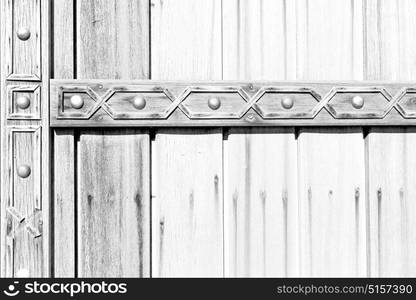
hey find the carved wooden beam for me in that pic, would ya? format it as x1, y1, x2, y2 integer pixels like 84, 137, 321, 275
51, 80, 416, 127
1, 0, 50, 277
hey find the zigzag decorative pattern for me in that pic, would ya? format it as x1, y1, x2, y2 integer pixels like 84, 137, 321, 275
50, 81, 416, 126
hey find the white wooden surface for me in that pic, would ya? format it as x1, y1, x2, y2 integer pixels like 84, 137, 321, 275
152, 130, 223, 277
224, 129, 297, 277
222, 0, 298, 277
367, 129, 416, 277
16, 0, 416, 278
54, 130, 75, 277
364, 0, 416, 277
150, 0, 224, 277
298, 128, 366, 277
53, 0, 76, 277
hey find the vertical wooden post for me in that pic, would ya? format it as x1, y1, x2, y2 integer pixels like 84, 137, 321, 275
1, 0, 50, 277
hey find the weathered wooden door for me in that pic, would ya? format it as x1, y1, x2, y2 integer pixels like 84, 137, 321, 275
2, 0, 416, 278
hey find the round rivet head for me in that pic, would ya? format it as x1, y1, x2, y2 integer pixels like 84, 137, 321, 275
281, 97, 294, 109
133, 96, 146, 110
17, 27, 31, 41
70, 95, 84, 109
17, 165, 31, 178
208, 97, 221, 110
16, 95, 30, 109
352, 95, 364, 109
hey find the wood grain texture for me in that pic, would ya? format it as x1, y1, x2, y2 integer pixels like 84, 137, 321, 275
224, 128, 298, 277
78, 130, 150, 277
77, 0, 149, 79
150, 0, 224, 277
364, 0, 416, 80
40, 0, 51, 277
1, 0, 50, 278
53, 0, 74, 79
222, 0, 295, 80
5, 0, 41, 81
53, 130, 75, 277
296, 0, 364, 80
152, 130, 223, 277
295, 0, 366, 276
222, 0, 298, 277
298, 128, 366, 277
74, 0, 151, 277
150, 0, 222, 80
5, 127, 43, 277
52, 0, 76, 278
364, 0, 416, 277
366, 129, 416, 277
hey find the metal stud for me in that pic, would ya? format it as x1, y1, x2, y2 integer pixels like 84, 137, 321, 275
16, 95, 30, 109
352, 95, 364, 109
17, 165, 31, 178
132, 96, 146, 110
70, 95, 84, 109
281, 97, 294, 109
208, 97, 221, 110
17, 27, 31, 41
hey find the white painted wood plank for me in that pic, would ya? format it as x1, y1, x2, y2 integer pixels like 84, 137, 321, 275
296, 0, 366, 276
53, 0, 74, 79
222, 1, 298, 277
366, 129, 416, 277
298, 128, 366, 277
152, 129, 223, 277
296, 0, 364, 80
53, 130, 75, 277
364, 0, 416, 277
150, 0, 223, 277
40, 0, 51, 277
52, 0, 76, 278
222, 0, 292, 80
224, 128, 297, 277
150, 0, 222, 80
364, 0, 416, 80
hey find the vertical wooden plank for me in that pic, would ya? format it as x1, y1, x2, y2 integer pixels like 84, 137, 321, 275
1, 0, 50, 277
53, 130, 75, 277
366, 129, 416, 277
364, 0, 416, 277
152, 130, 223, 277
40, 0, 51, 279
53, 0, 75, 277
150, 0, 221, 80
364, 0, 416, 80
296, 0, 364, 80
222, 0, 294, 79
53, 0, 74, 79
224, 129, 297, 277
75, 0, 150, 277
222, 1, 298, 277
295, 0, 366, 276
298, 128, 366, 276
77, 0, 149, 79
78, 130, 150, 277
151, 0, 223, 277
